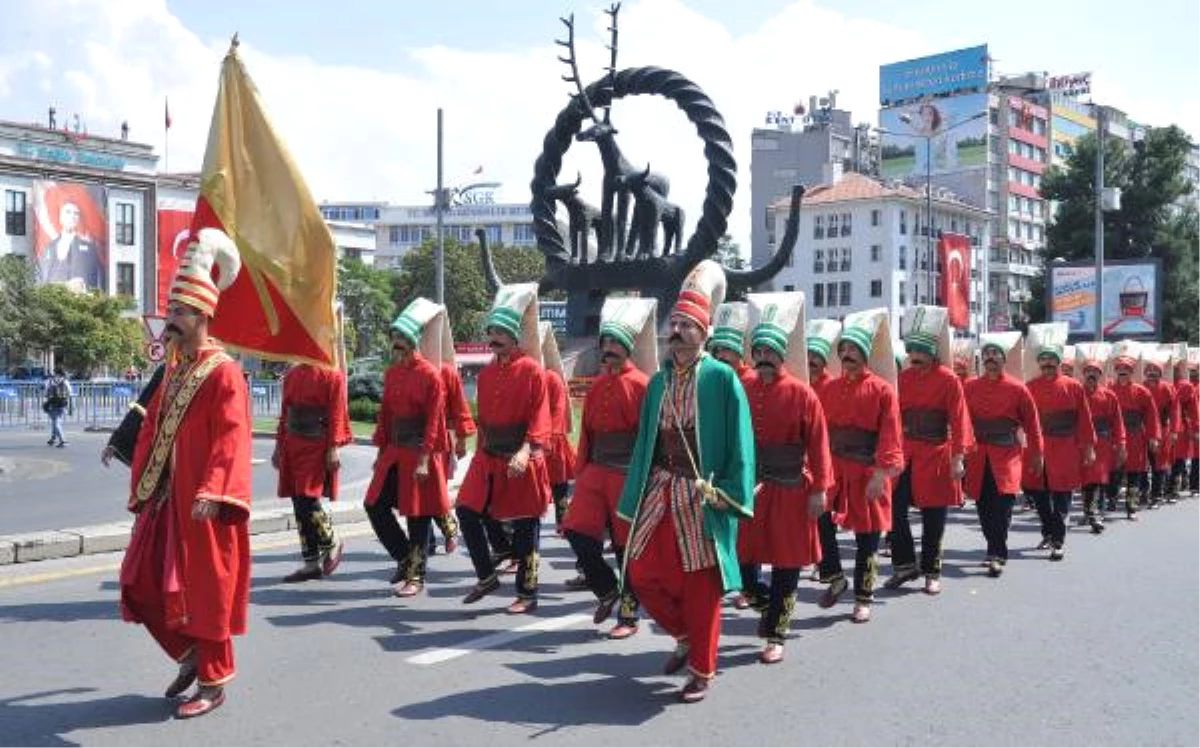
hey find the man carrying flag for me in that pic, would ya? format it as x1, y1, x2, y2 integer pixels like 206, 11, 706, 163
816, 309, 904, 624
617, 260, 755, 703
563, 297, 656, 640
456, 284, 552, 615
120, 229, 252, 719
738, 292, 831, 664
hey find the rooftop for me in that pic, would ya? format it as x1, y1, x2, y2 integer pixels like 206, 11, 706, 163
771, 171, 988, 214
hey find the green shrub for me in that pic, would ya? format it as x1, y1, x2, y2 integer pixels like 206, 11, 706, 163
348, 397, 380, 423
347, 371, 383, 402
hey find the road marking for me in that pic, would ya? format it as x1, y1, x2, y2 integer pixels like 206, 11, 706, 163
406, 614, 592, 666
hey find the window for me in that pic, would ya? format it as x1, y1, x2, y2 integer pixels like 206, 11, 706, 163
871, 209, 881, 227
813, 283, 824, 308
840, 212, 852, 237
899, 283, 906, 305
485, 224, 502, 244
813, 215, 824, 239
813, 249, 824, 273
5, 190, 26, 236
840, 247, 851, 272
115, 202, 135, 245
827, 213, 839, 239
898, 246, 906, 270
899, 210, 907, 235
116, 262, 135, 297
512, 224, 535, 244
871, 244, 881, 262
870, 279, 882, 298
783, 284, 795, 292
826, 282, 838, 308
840, 281, 851, 306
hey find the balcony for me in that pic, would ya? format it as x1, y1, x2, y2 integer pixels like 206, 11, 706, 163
989, 261, 1041, 277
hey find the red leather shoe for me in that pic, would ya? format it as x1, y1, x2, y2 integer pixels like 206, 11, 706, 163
679, 677, 709, 703
731, 593, 751, 610
607, 623, 638, 640
321, 541, 344, 577
175, 688, 225, 719
759, 642, 785, 665
393, 580, 424, 598
506, 597, 538, 615
444, 535, 459, 554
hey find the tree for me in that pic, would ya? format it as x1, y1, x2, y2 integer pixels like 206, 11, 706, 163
1041, 125, 1198, 342
337, 257, 397, 360
714, 234, 746, 301
0, 256, 37, 365
19, 285, 143, 376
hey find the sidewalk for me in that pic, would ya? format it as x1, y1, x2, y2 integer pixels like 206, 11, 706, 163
0, 430, 470, 566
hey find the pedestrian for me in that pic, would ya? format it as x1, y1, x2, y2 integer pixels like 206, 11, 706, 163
563, 297, 656, 640
884, 306, 973, 597
739, 292, 831, 663
963, 332, 1041, 576
1109, 342, 1161, 520
815, 308, 904, 624
616, 260, 755, 703
456, 283, 552, 615
1075, 344, 1126, 533
272, 362, 352, 582
1021, 323, 1096, 561
118, 228, 252, 719
364, 299, 451, 598
42, 367, 73, 447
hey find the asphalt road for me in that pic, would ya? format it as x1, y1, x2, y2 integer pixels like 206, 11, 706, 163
0, 497, 1196, 746
0, 429, 376, 535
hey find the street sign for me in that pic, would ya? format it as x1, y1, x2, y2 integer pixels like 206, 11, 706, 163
142, 315, 167, 342
145, 341, 167, 362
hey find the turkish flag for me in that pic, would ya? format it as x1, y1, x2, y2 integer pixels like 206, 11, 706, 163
155, 207, 194, 314
939, 233, 971, 329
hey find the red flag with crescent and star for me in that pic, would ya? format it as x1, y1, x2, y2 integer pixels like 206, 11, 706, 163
938, 233, 971, 330
187, 36, 338, 367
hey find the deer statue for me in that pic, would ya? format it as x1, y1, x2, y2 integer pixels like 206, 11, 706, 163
542, 172, 601, 264
616, 164, 683, 258
558, 4, 669, 262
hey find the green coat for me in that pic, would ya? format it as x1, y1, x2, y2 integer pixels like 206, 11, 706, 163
617, 353, 755, 593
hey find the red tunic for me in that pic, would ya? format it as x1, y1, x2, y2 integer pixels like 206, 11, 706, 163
365, 354, 449, 517
121, 347, 253, 642
1146, 380, 1180, 470
563, 361, 648, 544
739, 367, 833, 567
1112, 381, 1161, 473
1178, 380, 1199, 460
1023, 374, 1096, 492
275, 365, 352, 500
1082, 385, 1126, 485
457, 350, 553, 520
822, 370, 904, 533
963, 374, 1042, 498
543, 370, 576, 485
734, 362, 755, 390
811, 370, 833, 402
442, 363, 477, 441
897, 364, 974, 508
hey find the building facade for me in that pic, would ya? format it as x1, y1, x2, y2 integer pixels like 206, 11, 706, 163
368, 201, 537, 271
767, 168, 991, 339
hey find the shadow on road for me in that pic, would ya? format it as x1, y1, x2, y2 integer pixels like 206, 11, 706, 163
0, 688, 169, 746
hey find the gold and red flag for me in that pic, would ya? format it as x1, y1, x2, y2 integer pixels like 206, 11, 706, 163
189, 35, 338, 367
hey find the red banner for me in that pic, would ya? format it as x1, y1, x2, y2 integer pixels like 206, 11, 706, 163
155, 208, 194, 314
939, 233, 971, 329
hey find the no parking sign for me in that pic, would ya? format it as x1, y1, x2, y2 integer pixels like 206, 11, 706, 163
142, 315, 168, 363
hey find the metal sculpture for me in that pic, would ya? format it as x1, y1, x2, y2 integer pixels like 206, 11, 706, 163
481, 3, 803, 336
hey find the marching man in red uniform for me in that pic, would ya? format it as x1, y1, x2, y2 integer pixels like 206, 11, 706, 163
456, 284, 552, 614
816, 308, 904, 624
540, 322, 577, 531
708, 301, 755, 388
884, 306, 973, 597
364, 298, 451, 598
739, 292, 832, 663
1075, 343, 1126, 533
1143, 346, 1181, 506
432, 333, 474, 554
563, 297, 656, 639
963, 332, 1041, 576
805, 319, 841, 400
953, 338, 976, 383
273, 362, 352, 582
1021, 323, 1096, 561
1110, 342, 1161, 519
119, 229, 252, 719
1183, 350, 1200, 496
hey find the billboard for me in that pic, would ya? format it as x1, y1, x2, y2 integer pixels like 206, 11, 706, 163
1049, 260, 1162, 341
31, 180, 108, 292
879, 44, 989, 106
539, 300, 568, 335
155, 205, 195, 313
880, 92, 989, 181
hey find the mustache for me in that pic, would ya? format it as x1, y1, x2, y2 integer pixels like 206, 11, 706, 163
755, 361, 777, 371
668, 333, 683, 344
841, 356, 857, 365
600, 351, 619, 362
165, 324, 182, 336
488, 341, 504, 350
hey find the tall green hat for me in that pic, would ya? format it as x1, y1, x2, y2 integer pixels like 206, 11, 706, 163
1025, 322, 1069, 380
805, 318, 842, 375
599, 297, 659, 375
837, 307, 896, 387
485, 283, 540, 354
902, 305, 952, 367
708, 302, 749, 358
748, 291, 808, 381
390, 297, 448, 364
979, 331, 1026, 380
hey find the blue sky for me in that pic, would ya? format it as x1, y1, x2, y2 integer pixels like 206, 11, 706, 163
2, 0, 1196, 252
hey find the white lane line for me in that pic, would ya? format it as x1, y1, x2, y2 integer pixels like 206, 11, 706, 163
406, 613, 592, 666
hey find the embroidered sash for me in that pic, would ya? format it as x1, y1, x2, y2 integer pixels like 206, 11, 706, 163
131, 352, 230, 508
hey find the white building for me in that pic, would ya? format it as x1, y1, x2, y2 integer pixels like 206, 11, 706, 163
371, 202, 537, 271
767, 166, 992, 338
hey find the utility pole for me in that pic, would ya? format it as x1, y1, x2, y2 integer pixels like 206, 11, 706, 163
1094, 105, 1105, 342
435, 108, 445, 305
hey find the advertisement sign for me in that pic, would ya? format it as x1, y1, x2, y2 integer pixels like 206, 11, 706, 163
31, 180, 108, 292
1049, 260, 1161, 340
155, 206, 195, 313
539, 300, 568, 335
880, 92, 989, 181
938, 233, 971, 329
879, 45, 989, 106
1047, 72, 1092, 97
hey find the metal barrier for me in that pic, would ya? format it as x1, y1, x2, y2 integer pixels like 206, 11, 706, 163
0, 379, 282, 429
